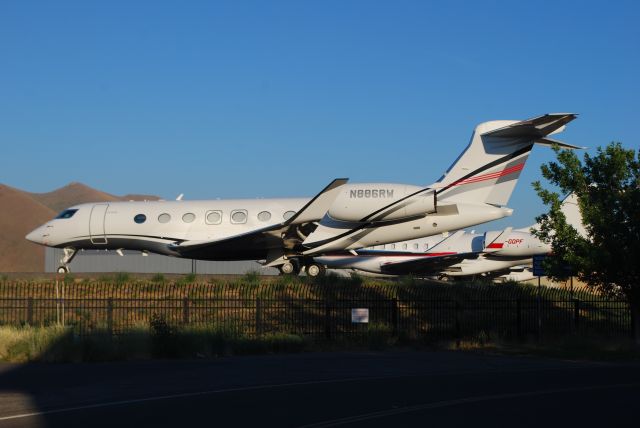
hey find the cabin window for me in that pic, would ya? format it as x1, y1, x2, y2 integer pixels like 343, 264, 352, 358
231, 210, 247, 224
283, 210, 295, 220
402, 243, 408, 250
257, 211, 271, 222
413, 243, 419, 250
55, 209, 78, 219
206, 210, 222, 225
158, 213, 171, 223
387, 243, 395, 250
182, 213, 196, 223
134, 214, 147, 224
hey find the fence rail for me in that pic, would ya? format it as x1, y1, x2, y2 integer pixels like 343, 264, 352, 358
0, 281, 632, 341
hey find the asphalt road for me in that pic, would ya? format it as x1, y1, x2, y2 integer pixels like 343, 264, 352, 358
0, 351, 639, 427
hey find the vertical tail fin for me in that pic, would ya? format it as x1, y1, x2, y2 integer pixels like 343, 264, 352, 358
559, 193, 587, 238
435, 113, 579, 206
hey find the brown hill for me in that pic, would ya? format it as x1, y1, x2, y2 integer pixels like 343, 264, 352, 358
0, 184, 56, 272
1, 183, 161, 272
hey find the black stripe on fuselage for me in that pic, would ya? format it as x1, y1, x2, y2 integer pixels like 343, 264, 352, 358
68, 234, 185, 243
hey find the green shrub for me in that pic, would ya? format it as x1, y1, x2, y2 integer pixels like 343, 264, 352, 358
114, 272, 130, 284
151, 273, 165, 283
243, 271, 260, 285
176, 273, 197, 285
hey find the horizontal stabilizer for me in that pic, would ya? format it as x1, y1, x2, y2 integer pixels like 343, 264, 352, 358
535, 137, 585, 150
482, 113, 577, 139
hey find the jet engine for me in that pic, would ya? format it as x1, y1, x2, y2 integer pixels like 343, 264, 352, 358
327, 184, 436, 223
485, 230, 551, 257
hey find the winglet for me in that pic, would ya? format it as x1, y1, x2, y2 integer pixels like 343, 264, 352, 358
283, 178, 349, 225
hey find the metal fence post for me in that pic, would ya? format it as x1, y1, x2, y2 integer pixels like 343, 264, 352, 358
516, 299, 522, 340
255, 298, 263, 337
107, 298, 114, 336
455, 301, 461, 344
574, 299, 580, 333
391, 298, 399, 336
27, 297, 34, 326
536, 279, 542, 342
324, 300, 331, 340
183, 297, 190, 325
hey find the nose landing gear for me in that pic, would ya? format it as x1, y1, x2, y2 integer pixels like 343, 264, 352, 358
57, 247, 77, 274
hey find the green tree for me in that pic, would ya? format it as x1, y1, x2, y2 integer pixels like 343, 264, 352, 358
533, 142, 640, 343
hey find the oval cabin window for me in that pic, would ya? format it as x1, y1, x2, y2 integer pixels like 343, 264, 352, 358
231, 210, 247, 224
182, 213, 196, 223
158, 213, 171, 223
206, 211, 222, 224
134, 214, 146, 224
257, 211, 271, 222
283, 211, 295, 221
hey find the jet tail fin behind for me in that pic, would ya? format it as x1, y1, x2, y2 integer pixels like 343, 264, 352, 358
435, 113, 578, 207
560, 193, 587, 238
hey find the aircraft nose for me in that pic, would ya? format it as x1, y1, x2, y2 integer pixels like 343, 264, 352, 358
26, 226, 46, 244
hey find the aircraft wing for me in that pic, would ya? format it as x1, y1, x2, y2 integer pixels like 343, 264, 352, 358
379, 251, 478, 276
373, 230, 475, 275
282, 178, 348, 225
168, 222, 284, 259
168, 178, 349, 259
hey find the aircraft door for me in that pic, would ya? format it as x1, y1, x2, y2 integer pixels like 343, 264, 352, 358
89, 204, 109, 244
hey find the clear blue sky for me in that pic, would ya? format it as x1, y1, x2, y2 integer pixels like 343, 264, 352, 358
1, 0, 638, 230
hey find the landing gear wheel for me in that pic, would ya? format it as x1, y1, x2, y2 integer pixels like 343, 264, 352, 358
279, 260, 301, 275
306, 263, 326, 277
57, 266, 69, 274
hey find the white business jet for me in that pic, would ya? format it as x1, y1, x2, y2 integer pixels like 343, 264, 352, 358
26, 113, 578, 274
313, 227, 549, 279
312, 193, 585, 280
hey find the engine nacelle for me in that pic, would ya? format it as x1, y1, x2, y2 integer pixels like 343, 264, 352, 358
328, 183, 436, 223
488, 230, 551, 257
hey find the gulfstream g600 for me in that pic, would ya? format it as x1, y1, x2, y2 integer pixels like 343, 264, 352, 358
26, 113, 578, 274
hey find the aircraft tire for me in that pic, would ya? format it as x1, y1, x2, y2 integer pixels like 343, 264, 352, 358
57, 266, 69, 274
306, 263, 325, 277
279, 260, 301, 275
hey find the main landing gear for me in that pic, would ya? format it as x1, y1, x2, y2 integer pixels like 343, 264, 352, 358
279, 259, 301, 276
305, 262, 326, 278
278, 259, 326, 277
57, 247, 77, 274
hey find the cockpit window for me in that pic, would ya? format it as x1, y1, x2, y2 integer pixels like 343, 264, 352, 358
55, 209, 78, 219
